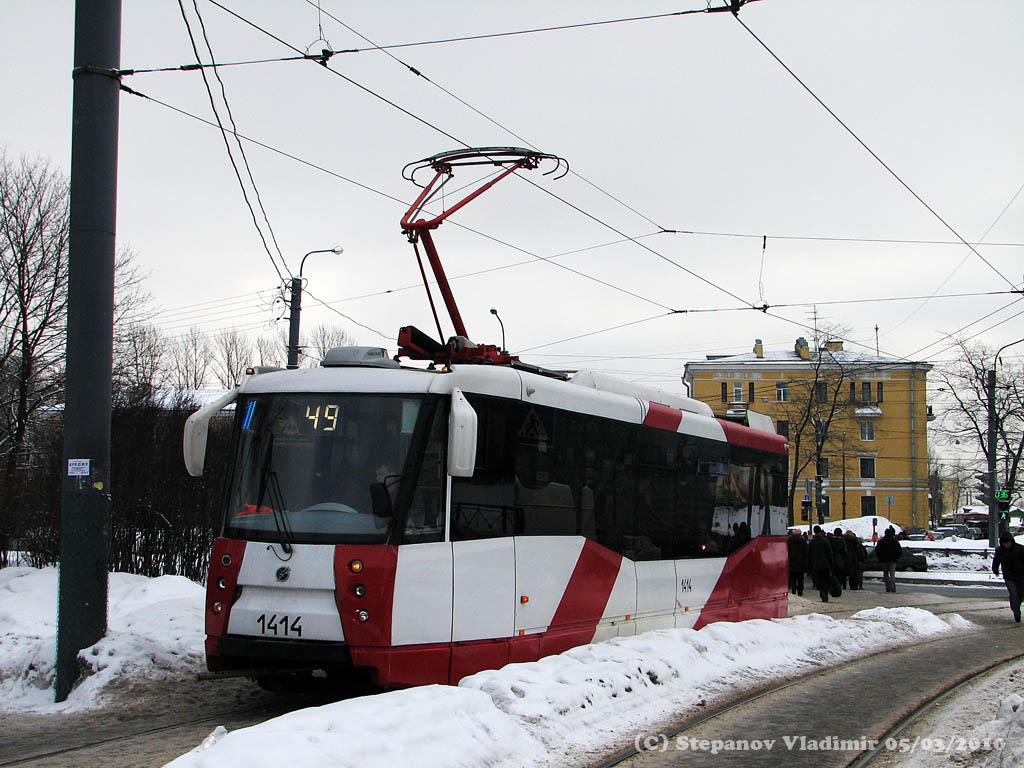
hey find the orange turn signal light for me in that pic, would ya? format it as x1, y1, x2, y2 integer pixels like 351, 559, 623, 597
349, 559, 363, 573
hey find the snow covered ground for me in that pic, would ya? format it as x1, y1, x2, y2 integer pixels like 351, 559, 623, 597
0, 566, 996, 768
162, 608, 972, 768
0, 567, 206, 712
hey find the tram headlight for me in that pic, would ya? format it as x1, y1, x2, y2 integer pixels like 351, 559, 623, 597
349, 559, 363, 573
356, 609, 370, 622
217, 577, 227, 590
354, 584, 366, 598
212, 601, 223, 614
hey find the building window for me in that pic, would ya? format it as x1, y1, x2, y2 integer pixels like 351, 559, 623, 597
860, 457, 875, 478
777, 420, 789, 440
850, 381, 857, 403
861, 496, 876, 516
721, 382, 728, 403
862, 381, 872, 403
860, 421, 875, 441
815, 382, 827, 403
776, 382, 789, 402
817, 457, 830, 478
733, 382, 743, 402
876, 382, 884, 403
748, 382, 755, 403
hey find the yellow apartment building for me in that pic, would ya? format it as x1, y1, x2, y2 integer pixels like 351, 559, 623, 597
683, 337, 933, 531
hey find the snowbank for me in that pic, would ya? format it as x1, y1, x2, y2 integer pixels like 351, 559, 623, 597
0, 567, 206, 712
166, 607, 968, 768
791, 515, 900, 540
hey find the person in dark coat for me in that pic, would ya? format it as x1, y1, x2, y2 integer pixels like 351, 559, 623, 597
874, 527, 903, 592
808, 526, 834, 602
844, 531, 867, 590
829, 528, 847, 591
992, 533, 1024, 623
787, 529, 808, 596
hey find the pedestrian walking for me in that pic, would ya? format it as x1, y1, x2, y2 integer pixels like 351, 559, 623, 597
874, 527, 902, 592
829, 528, 847, 592
787, 529, 808, 596
992, 533, 1024, 623
844, 531, 867, 590
808, 526, 835, 602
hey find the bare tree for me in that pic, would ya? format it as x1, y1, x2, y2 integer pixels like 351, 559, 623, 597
211, 328, 254, 388
933, 339, 1024, 509
0, 153, 70, 482
255, 327, 287, 368
112, 323, 167, 407
774, 335, 855, 523
171, 326, 212, 391
302, 323, 357, 366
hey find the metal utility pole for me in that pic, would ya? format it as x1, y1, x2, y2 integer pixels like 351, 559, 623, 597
55, 0, 121, 702
987, 368, 997, 548
286, 275, 302, 369
286, 247, 343, 369
988, 338, 1024, 546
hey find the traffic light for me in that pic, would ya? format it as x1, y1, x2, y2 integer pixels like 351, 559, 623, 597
995, 488, 1012, 513
975, 471, 997, 507
801, 499, 811, 521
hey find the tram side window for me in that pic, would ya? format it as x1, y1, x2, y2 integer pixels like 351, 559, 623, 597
450, 396, 517, 540
586, 416, 634, 555
516, 405, 585, 537
403, 401, 447, 544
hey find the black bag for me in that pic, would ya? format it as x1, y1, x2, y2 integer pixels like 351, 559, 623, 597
829, 574, 842, 598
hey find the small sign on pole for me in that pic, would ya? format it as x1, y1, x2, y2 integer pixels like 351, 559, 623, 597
67, 459, 90, 477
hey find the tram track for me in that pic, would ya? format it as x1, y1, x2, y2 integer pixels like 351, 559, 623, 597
846, 654, 1024, 768
597, 610, 1022, 768
0, 684, 329, 768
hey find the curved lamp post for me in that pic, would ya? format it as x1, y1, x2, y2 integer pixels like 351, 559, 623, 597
287, 247, 344, 369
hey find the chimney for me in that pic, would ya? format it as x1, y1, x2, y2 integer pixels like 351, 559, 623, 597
753, 339, 764, 359
795, 337, 810, 360
825, 340, 844, 352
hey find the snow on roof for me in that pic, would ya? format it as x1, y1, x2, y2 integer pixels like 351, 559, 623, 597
687, 347, 926, 368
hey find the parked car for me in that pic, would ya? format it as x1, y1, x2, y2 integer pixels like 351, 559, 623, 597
932, 527, 959, 539
864, 545, 928, 572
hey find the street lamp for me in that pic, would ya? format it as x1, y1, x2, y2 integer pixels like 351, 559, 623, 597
983, 336, 1024, 544
287, 247, 344, 369
489, 308, 506, 353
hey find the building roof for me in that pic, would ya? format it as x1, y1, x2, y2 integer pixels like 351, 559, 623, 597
683, 342, 931, 372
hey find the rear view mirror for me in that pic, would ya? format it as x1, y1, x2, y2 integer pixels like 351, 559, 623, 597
183, 390, 239, 476
370, 482, 394, 518
447, 388, 477, 478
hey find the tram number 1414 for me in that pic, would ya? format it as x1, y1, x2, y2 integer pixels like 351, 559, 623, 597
256, 613, 303, 638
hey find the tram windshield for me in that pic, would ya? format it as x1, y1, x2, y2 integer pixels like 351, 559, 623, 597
224, 393, 425, 544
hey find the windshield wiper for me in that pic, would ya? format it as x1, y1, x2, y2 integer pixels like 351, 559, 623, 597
255, 434, 293, 554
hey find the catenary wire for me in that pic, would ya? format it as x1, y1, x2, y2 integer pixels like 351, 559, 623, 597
175, 0, 286, 283
885, 178, 1024, 336
733, 13, 1016, 291
118, 84, 678, 314
190, 0, 290, 276
204, 1, 757, 313
162, 5, 1016, 367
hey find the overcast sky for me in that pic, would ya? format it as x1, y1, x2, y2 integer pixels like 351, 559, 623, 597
3, 0, 1022, 390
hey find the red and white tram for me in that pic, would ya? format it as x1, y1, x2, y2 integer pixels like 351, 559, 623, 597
183, 148, 791, 689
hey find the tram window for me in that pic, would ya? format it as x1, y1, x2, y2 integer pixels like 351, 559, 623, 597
403, 401, 447, 544
451, 397, 517, 540
517, 406, 583, 537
